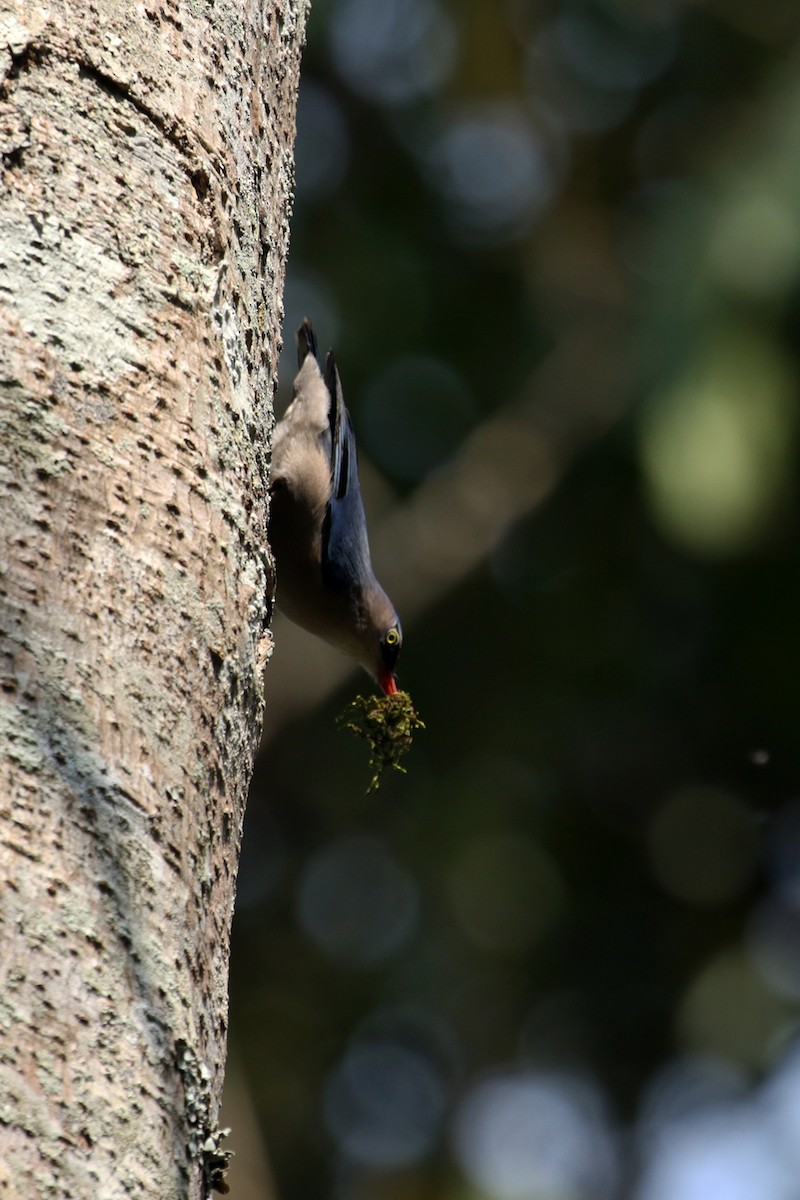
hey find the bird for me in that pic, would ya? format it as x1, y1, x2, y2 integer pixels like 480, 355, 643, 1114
268, 319, 402, 695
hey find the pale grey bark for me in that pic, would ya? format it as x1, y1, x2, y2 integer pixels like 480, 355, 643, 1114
0, 1, 306, 1195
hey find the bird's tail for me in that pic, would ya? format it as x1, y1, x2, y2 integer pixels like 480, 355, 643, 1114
296, 318, 318, 368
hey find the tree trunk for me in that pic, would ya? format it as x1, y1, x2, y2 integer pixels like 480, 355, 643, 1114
0, 1, 305, 1195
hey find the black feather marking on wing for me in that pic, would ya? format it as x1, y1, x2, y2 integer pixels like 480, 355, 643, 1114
321, 350, 373, 594
325, 352, 350, 500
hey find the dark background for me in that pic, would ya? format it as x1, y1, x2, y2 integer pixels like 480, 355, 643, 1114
224, 2, 800, 1198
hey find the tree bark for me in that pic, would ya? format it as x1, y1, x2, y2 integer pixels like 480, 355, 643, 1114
0, 1, 305, 1195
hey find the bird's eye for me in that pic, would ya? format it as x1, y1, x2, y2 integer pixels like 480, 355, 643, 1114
381, 625, 402, 670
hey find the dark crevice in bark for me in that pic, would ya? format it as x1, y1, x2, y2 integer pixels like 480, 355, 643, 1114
77, 59, 192, 157
0, 37, 49, 98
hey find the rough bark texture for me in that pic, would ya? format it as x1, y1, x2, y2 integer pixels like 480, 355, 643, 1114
0, 1, 305, 1195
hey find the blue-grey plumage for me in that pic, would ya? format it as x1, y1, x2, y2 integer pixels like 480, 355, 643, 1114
269, 320, 402, 694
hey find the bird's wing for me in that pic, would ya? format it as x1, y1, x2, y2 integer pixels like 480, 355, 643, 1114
321, 351, 373, 594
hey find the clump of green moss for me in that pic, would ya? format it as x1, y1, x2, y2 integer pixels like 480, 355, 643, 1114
337, 690, 425, 793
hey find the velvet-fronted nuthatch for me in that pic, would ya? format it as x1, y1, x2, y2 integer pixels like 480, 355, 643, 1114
269, 320, 402, 695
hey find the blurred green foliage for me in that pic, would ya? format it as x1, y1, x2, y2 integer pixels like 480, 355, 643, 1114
226, 2, 800, 1198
